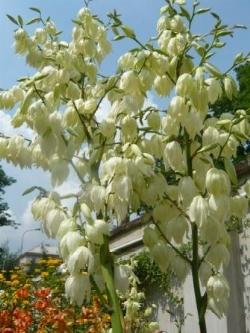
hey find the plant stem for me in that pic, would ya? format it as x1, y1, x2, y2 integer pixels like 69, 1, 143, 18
100, 236, 124, 333
191, 224, 207, 333
185, 130, 207, 333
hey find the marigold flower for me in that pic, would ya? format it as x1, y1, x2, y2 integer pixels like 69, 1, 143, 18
16, 287, 29, 299
35, 287, 51, 298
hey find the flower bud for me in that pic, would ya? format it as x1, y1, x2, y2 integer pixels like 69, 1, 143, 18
206, 168, 231, 196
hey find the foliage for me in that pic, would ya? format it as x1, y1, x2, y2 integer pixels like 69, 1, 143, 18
0, 243, 18, 273
0, 166, 16, 228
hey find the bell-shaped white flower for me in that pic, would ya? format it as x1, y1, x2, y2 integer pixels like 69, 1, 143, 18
151, 241, 173, 272
230, 195, 248, 218
114, 264, 131, 294
65, 273, 91, 306
176, 73, 196, 98
179, 176, 198, 208
44, 208, 66, 238
59, 231, 85, 261
143, 226, 160, 248
189, 195, 209, 227
207, 274, 230, 318
85, 219, 109, 244
205, 78, 222, 104
165, 215, 189, 244
56, 218, 76, 238
67, 246, 95, 274
208, 195, 230, 223
206, 168, 231, 196
206, 243, 230, 269
164, 141, 186, 173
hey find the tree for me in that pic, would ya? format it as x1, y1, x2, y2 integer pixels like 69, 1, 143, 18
1, 1, 250, 332
0, 164, 16, 228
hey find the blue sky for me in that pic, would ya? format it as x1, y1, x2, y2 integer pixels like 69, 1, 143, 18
0, 0, 250, 253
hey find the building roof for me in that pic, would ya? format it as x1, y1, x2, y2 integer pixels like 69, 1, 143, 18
19, 244, 58, 260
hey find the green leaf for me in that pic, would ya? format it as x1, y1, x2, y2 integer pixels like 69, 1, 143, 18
113, 35, 125, 41
6, 14, 19, 26
67, 128, 79, 137
197, 143, 218, 154
72, 202, 80, 217
216, 30, 233, 37
121, 25, 136, 38
211, 12, 221, 21
17, 15, 23, 26
196, 8, 210, 15
233, 24, 247, 30
22, 186, 37, 196
224, 158, 238, 185
29, 7, 41, 14
26, 17, 41, 25
180, 6, 191, 21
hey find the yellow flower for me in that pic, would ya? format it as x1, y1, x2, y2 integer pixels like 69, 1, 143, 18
39, 259, 47, 264
11, 274, 18, 281
0, 273, 5, 281
41, 271, 49, 278
47, 258, 61, 266
11, 279, 20, 286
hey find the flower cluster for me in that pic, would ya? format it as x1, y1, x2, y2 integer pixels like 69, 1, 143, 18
0, 258, 111, 333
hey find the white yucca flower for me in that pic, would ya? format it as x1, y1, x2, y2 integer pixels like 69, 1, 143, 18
119, 70, 142, 95
206, 168, 231, 196
224, 76, 237, 100
147, 112, 161, 131
176, 73, 195, 98
164, 141, 186, 173
85, 219, 109, 244
230, 195, 248, 218
153, 202, 179, 224
208, 195, 230, 223
168, 96, 188, 120
44, 208, 66, 238
153, 75, 173, 96
56, 218, 76, 239
114, 264, 131, 294
49, 156, 69, 187
151, 241, 173, 272
206, 243, 230, 269
59, 231, 85, 261
121, 115, 138, 142
65, 273, 91, 306
207, 274, 230, 318
165, 215, 189, 244
143, 226, 159, 248
179, 176, 198, 208
205, 78, 222, 104
67, 246, 94, 274
189, 195, 209, 227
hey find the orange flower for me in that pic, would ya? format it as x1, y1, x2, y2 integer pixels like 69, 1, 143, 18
35, 287, 51, 298
34, 299, 50, 311
16, 287, 29, 299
